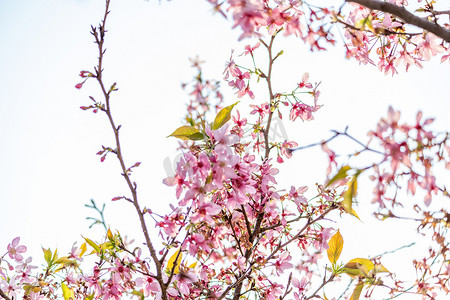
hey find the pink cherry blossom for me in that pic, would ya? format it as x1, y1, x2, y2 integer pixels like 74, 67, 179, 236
7, 237, 27, 262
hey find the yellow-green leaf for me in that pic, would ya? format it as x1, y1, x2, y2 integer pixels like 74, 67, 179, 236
43, 248, 52, 264
327, 230, 344, 264
107, 228, 113, 240
212, 102, 239, 130
326, 165, 351, 188
62, 283, 75, 300
79, 243, 87, 257
55, 257, 72, 265
350, 282, 364, 300
166, 250, 182, 274
342, 173, 363, 221
343, 258, 374, 278
188, 262, 197, 269
83, 237, 101, 254
355, 15, 374, 33
374, 263, 390, 273
168, 126, 204, 141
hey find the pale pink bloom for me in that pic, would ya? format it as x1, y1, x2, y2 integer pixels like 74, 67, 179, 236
284, 14, 304, 37
110, 258, 132, 282
413, 33, 444, 61
29, 292, 45, 300
0, 277, 19, 300
175, 269, 197, 295
68, 244, 83, 262
102, 278, 124, 300
395, 50, 422, 71
7, 237, 27, 262
290, 186, 308, 209
290, 102, 320, 121
226, 190, 248, 210
314, 228, 333, 251
263, 283, 284, 300
250, 103, 270, 119
136, 276, 160, 296
230, 3, 267, 40
280, 140, 298, 159
190, 201, 222, 225
273, 251, 293, 275
321, 142, 337, 176
292, 277, 309, 300
298, 73, 313, 88
378, 58, 398, 76
156, 215, 178, 238
243, 42, 260, 56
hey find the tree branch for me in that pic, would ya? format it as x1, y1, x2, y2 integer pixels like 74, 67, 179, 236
346, 0, 450, 43
0, 290, 12, 300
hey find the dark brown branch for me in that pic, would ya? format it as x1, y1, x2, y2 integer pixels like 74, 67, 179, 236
0, 290, 12, 300
346, 0, 450, 43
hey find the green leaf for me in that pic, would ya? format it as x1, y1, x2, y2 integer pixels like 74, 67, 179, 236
350, 282, 364, 300
83, 237, 101, 254
327, 230, 344, 265
212, 102, 239, 130
168, 126, 204, 141
326, 165, 351, 188
61, 283, 74, 300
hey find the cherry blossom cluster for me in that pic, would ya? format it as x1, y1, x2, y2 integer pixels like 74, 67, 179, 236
365, 106, 449, 208
339, 2, 449, 75
182, 56, 225, 127
207, 0, 336, 51
4, 0, 449, 300
161, 123, 337, 298
207, 0, 449, 75
0, 235, 164, 300
224, 34, 322, 162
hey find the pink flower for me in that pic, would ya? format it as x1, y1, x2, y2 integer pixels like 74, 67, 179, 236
290, 186, 308, 209
243, 42, 260, 56
0, 277, 19, 300
413, 33, 444, 61
79, 70, 92, 78
280, 140, 298, 159
314, 227, 333, 251
136, 276, 160, 297
7, 237, 27, 262
298, 73, 313, 88
273, 251, 293, 275
292, 277, 309, 300
75, 83, 84, 89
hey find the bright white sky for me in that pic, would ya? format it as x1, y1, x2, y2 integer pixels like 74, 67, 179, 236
0, 0, 449, 299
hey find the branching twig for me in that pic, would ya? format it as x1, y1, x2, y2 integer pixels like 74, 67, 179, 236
90, 0, 167, 298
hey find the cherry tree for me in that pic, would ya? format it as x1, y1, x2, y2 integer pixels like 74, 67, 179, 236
1, 0, 449, 300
